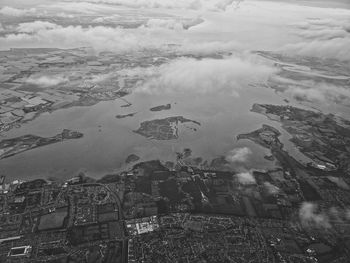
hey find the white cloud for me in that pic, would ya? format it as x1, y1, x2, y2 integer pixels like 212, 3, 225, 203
263, 182, 280, 195
143, 17, 204, 30
65, 0, 236, 11
0, 6, 36, 16
299, 203, 350, 230
144, 19, 186, 31
269, 74, 350, 108
42, 2, 120, 15
92, 15, 121, 23
226, 147, 252, 163
284, 82, 350, 106
91, 74, 110, 82
235, 171, 256, 185
282, 18, 350, 61
26, 75, 68, 87
0, 5, 76, 19
183, 17, 205, 29
0, 18, 249, 55
132, 54, 277, 95
0, 23, 170, 52
17, 21, 58, 33
299, 202, 330, 229
283, 38, 350, 61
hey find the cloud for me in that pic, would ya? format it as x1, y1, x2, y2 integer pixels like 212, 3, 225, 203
235, 171, 256, 185
269, 74, 350, 107
299, 202, 330, 229
226, 147, 252, 163
43, 2, 120, 15
144, 19, 186, 31
92, 15, 121, 24
64, 0, 236, 11
283, 38, 350, 61
0, 6, 36, 16
284, 81, 350, 107
263, 182, 280, 195
88, 73, 113, 83
0, 5, 76, 19
26, 75, 68, 87
17, 21, 58, 33
178, 41, 241, 55
0, 19, 248, 56
132, 54, 277, 95
0, 23, 169, 52
143, 17, 204, 30
293, 18, 350, 32
282, 18, 350, 61
183, 17, 205, 29
299, 202, 350, 229
0, 21, 211, 53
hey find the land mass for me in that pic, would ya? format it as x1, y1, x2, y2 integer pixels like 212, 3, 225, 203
251, 103, 350, 172
149, 103, 171, 112
1, 147, 350, 263
133, 116, 200, 140
0, 129, 83, 159
116, 112, 137, 119
125, 154, 140, 164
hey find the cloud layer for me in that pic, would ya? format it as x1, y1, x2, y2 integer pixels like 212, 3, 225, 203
282, 18, 350, 61
143, 17, 205, 30
64, 0, 236, 11
270, 74, 350, 108
0, 22, 170, 52
0, 6, 36, 16
0, 19, 240, 55
132, 55, 276, 95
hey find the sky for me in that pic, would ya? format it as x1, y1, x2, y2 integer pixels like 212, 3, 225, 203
0, 0, 349, 8
1, 0, 349, 55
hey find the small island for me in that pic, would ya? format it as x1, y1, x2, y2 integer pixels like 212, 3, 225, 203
116, 112, 137, 119
134, 116, 200, 140
126, 154, 140, 164
150, 104, 171, 112
0, 129, 83, 159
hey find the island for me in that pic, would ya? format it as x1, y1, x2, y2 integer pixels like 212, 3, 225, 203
125, 154, 140, 164
149, 103, 171, 112
133, 116, 200, 140
116, 112, 137, 119
0, 129, 83, 159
